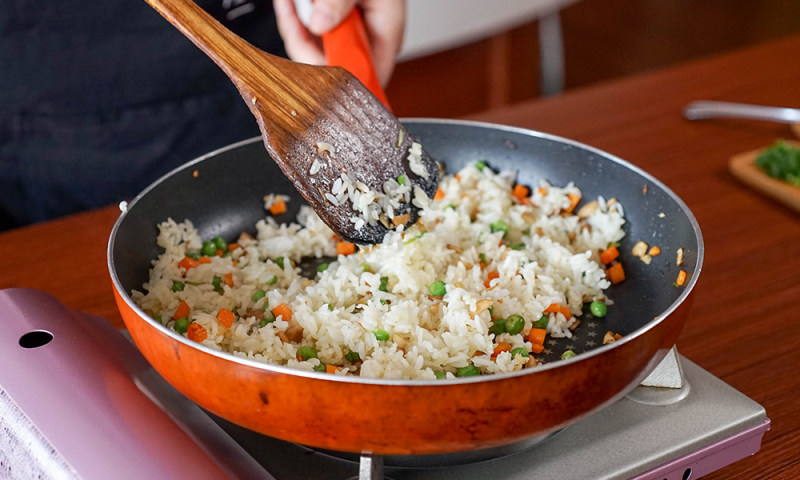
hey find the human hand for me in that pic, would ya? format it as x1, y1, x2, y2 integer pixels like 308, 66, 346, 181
273, 0, 405, 86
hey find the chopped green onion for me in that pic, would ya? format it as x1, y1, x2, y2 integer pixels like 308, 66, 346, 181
171, 281, 185, 292
274, 257, 286, 269
317, 263, 329, 272
490, 220, 509, 238
267, 276, 278, 285
479, 253, 488, 265
475, 160, 488, 171
252, 289, 267, 302
259, 315, 275, 328
434, 371, 446, 379
532, 314, 549, 329
379, 276, 389, 292
212, 275, 222, 292
397, 174, 406, 185
429, 280, 447, 297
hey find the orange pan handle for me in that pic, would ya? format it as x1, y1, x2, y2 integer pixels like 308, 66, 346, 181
321, 8, 392, 110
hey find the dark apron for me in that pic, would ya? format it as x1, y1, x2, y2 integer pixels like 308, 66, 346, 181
0, 0, 285, 230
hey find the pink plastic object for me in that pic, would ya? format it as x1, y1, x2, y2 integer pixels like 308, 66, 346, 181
0, 288, 270, 480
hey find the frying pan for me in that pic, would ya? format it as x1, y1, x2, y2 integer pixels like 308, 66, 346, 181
108, 119, 703, 456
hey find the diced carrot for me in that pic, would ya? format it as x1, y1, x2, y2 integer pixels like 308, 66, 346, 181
224, 272, 234, 287
216, 308, 235, 328
187, 322, 208, 342
177, 256, 200, 271
269, 199, 287, 215
648, 245, 661, 256
512, 184, 529, 202
531, 343, 545, 354
559, 306, 572, 319
599, 245, 620, 264
484, 271, 500, 289
455, 174, 461, 182
492, 342, 512, 357
614, 333, 623, 340
173, 300, 190, 320
538, 187, 547, 196
434, 188, 445, 200
565, 193, 581, 213
336, 241, 356, 256
675, 269, 687, 286
199, 256, 213, 264
544, 303, 561, 314
227, 242, 240, 252
607, 262, 626, 284
528, 328, 547, 345
326, 364, 338, 374
272, 303, 292, 322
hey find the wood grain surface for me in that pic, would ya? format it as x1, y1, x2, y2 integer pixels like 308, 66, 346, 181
3, 34, 800, 479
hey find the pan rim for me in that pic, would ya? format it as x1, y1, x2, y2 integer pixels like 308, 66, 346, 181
108, 118, 704, 386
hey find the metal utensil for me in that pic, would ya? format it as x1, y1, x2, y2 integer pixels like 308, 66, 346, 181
683, 100, 800, 124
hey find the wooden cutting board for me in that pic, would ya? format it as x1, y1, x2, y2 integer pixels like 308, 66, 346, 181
729, 139, 800, 213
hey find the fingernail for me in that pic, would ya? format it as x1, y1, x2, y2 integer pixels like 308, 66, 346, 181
309, 4, 337, 34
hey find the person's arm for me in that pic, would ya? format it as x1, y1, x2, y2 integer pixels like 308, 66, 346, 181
273, 0, 405, 86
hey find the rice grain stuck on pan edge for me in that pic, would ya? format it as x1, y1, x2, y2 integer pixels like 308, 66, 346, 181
132, 162, 626, 380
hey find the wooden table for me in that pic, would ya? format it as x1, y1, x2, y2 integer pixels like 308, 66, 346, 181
3, 35, 799, 479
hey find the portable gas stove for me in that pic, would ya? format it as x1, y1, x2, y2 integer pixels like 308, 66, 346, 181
1, 289, 770, 480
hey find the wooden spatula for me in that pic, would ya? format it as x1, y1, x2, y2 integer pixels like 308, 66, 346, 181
145, 0, 439, 244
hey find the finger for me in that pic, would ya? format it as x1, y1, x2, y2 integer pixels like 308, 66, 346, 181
360, 0, 406, 85
273, 0, 326, 65
308, 0, 358, 35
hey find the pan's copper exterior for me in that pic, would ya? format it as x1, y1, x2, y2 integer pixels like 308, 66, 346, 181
109, 120, 703, 455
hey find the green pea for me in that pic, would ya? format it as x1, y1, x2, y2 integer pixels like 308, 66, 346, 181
590, 300, 608, 318
475, 160, 488, 171
510, 347, 529, 358
505, 314, 525, 335
434, 371, 446, 379
456, 364, 481, 377
267, 276, 278, 285
173, 317, 190, 334
561, 350, 577, 360
373, 329, 390, 341
491, 318, 506, 335
252, 289, 267, 302
317, 263, 329, 272
532, 314, 549, 329
397, 174, 406, 185
490, 220, 509, 238
297, 346, 318, 360
186, 250, 201, 260
429, 280, 447, 297
379, 276, 389, 292
201, 240, 217, 257
153, 313, 162, 323
345, 350, 361, 362
212, 236, 227, 251
212, 275, 222, 292
313, 362, 327, 372
171, 281, 185, 292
